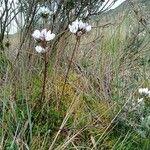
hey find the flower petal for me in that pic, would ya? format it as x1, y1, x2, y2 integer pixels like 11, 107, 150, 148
40, 29, 47, 40
86, 25, 92, 32
45, 31, 55, 41
47, 30, 51, 34
69, 25, 74, 33
78, 20, 85, 29
35, 45, 45, 53
72, 19, 79, 26
69, 24, 78, 33
69, 19, 91, 34
42, 7, 49, 14
32, 30, 41, 39
139, 88, 149, 95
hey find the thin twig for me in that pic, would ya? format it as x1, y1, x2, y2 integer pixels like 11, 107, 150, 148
41, 51, 48, 101
57, 36, 81, 108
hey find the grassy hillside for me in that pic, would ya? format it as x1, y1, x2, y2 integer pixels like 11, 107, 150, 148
0, 1, 150, 149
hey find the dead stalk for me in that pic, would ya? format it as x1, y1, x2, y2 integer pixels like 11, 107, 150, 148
41, 51, 48, 101
57, 36, 80, 108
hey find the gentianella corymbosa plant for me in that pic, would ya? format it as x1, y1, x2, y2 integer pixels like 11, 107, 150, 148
32, 29, 55, 53
58, 19, 92, 107
32, 29, 55, 101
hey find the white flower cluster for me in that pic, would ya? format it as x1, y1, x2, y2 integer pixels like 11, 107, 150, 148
38, 7, 52, 18
69, 19, 91, 35
41, 7, 50, 15
35, 46, 47, 53
32, 29, 55, 42
138, 88, 150, 97
32, 20, 92, 53
32, 29, 55, 53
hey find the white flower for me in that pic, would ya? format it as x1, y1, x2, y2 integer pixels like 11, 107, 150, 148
85, 25, 92, 32
32, 30, 41, 40
32, 29, 55, 41
41, 7, 49, 14
78, 20, 86, 29
69, 19, 91, 34
45, 30, 55, 41
69, 25, 78, 33
35, 45, 46, 53
69, 21, 78, 33
138, 88, 149, 95
78, 21, 91, 32
40, 29, 47, 40
40, 7, 51, 15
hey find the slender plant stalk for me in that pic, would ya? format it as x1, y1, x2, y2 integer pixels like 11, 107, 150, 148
57, 36, 80, 108
41, 51, 48, 101
40, 17, 49, 101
